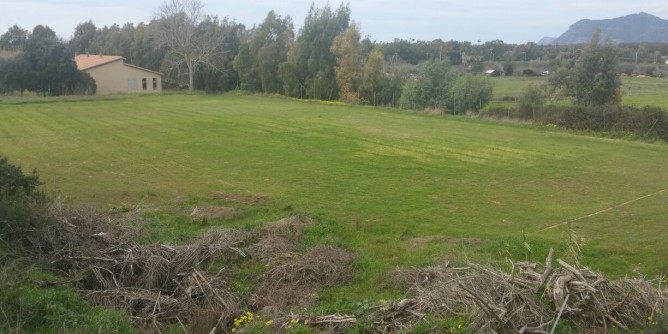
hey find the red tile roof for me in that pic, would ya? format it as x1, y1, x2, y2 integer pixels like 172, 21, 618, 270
74, 54, 124, 71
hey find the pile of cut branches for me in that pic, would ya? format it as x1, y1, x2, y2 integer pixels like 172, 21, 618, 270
27, 204, 248, 332
374, 249, 667, 333
23, 205, 356, 333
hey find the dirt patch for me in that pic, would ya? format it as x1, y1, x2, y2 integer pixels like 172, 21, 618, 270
210, 192, 268, 204
190, 206, 244, 220
170, 195, 190, 205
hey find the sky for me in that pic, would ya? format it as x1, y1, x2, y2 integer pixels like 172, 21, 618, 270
2, 0, 668, 44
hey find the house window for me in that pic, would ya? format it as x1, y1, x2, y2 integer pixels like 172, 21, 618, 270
128, 79, 137, 91
142, 78, 147, 90
152, 78, 158, 90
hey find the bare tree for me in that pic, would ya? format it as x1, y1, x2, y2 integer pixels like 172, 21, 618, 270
153, 0, 224, 91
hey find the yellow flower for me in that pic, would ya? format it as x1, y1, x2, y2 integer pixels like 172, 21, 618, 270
231, 328, 236, 333
265, 320, 273, 326
287, 325, 293, 330
290, 319, 298, 324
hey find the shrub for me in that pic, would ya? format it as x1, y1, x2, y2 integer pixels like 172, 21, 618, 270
522, 69, 537, 76
0, 156, 46, 239
0, 155, 41, 196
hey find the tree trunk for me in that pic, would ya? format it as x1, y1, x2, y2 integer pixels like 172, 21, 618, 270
188, 61, 194, 92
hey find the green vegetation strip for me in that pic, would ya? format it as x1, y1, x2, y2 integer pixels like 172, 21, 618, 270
1, 94, 666, 301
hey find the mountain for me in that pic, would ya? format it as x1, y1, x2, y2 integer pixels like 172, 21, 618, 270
537, 37, 556, 46
547, 12, 668, 45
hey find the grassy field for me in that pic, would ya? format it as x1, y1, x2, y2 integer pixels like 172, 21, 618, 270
488, 75, 668, 109
1, 93, 667, 303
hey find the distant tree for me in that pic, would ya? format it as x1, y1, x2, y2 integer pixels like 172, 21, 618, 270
130, 21, 168, 71
359, 47, 388, 105
503, 60, 514, 76
549, 30, 621, 106
451, 74, 493, 114
234, 11, 293, 93
67, 20, 97, 55
0, 25, 28, 51
89, 24, 122, 55
153, 0, 226, 91
194, 18, 244, 92
331, 23, 363, 103
0, 56, 31, 96
400, 59, 458, 111
22, 25, 82, 96
469, 57, 485, 74
280, 3, 350, 99
518, 84, 545, 117
445, 40, 463, 65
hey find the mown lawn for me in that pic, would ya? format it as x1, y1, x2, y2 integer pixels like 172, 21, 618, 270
1, 93, 666, 302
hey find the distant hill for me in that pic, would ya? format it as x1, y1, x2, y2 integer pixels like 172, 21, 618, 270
542, 12, 668, 45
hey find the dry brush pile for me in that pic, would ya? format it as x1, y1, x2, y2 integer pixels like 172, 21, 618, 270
20, 203, 354, 333
9, 200, 667, 333
372, 248, 667, 333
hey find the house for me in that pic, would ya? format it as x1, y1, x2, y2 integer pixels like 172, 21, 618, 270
74, 54, 162, 95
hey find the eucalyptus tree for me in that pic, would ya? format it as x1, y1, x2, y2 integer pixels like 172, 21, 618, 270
67, 20, 97, 55
234, 11, 293, 93
0, 25, 29, 51
280, 3, 350, 99
330, 23, 363, 103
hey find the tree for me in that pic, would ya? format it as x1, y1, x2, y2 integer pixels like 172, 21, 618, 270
503, 60, 514, 76
400, 59, 458, 111
451, 75, 494, 114
549, 30, 621, 106
67, 20, 97, 55
517, 84, 545, 117
359, 48, 387, 105
153, 0, 225, 91
22, 25, 82, 96
331, 23, 362, 103
234, 11, 293, 93
0, 25, 28, 51
0, 56, 31, 96
281, 3, 350, 99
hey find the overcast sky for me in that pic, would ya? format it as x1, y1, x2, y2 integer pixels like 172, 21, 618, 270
2, 0, 668, 44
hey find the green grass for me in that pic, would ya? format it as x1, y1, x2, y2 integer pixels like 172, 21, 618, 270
490, 76, 547, 99
621, 76, 668, 108
0, 264, 136, 333
1, 93, 667, 303
488, 75, 668, 109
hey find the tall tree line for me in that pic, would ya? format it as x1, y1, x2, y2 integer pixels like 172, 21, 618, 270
2, 0, 665, 111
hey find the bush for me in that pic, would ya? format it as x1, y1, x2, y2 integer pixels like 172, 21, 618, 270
484, 105, 668, 141
0, 156, 41, 196
518, 84, 546, 118
522, 69, 537, 76
0, 156, 46, 239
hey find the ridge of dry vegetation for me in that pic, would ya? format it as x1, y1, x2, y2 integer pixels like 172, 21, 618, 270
8, 199, 666, 333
